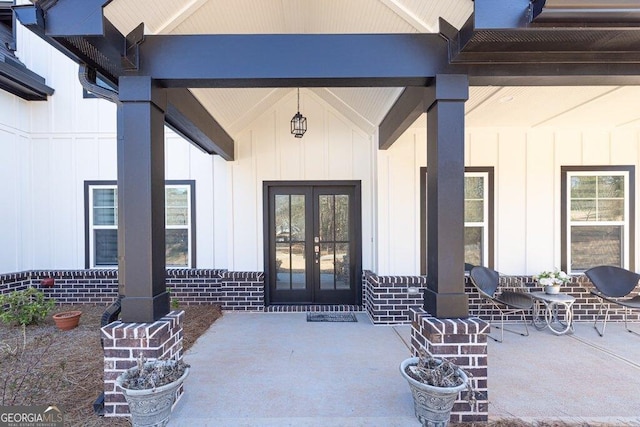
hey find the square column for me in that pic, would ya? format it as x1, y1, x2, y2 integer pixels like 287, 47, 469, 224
117, 76, 170, 322
102, 311, 185, 417
424, 74, 470, 318
410, 308, 489, 424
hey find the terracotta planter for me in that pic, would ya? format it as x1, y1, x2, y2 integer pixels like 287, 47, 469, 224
52, 310, 82, 331
41, 277, 55, 288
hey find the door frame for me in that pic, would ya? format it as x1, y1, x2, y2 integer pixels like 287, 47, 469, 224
263, 180, 362, 306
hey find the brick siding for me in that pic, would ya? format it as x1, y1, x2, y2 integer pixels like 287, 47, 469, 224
1, 269, 639, 324
0, 270, 264, 311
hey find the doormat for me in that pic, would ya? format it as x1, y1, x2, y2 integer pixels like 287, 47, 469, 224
306, 312, 358, 322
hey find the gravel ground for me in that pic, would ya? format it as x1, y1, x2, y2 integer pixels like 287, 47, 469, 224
0, 303, 221, 427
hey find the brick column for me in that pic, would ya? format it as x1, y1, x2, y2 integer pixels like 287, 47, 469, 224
410, 308, 489, 424
101, 311, 185, 417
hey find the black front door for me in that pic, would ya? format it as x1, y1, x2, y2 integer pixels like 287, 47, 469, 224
265, 182, 361, 305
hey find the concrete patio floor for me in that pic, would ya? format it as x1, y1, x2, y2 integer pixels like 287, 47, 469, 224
168, 312, 640, 426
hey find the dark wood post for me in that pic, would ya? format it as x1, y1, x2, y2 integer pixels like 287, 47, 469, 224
117, 76, 170, 322
423, 74, 470, 318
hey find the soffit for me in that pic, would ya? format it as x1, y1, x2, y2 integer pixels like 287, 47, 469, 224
101, 1, 640, 136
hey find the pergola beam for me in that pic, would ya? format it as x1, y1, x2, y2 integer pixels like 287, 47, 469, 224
133, 34, 449, 88
166, 88, 234, 160
379, 87, 428, 150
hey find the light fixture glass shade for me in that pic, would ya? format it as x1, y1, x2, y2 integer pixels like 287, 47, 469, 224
291, 112, 307, 138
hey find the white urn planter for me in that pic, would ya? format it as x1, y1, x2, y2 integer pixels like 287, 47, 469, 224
400, 356, 470, 427
116, 359, 190, 427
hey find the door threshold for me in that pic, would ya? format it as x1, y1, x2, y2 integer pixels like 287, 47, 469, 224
264, 304, 362, 313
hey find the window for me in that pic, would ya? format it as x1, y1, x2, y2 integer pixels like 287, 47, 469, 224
85, 181, 196, 268
562, 166, 634, 273
420, 167, 494, 274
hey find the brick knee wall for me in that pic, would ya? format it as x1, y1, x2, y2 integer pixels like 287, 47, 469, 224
0, 269, 265, 311
362, 271, 425, 324
101, 311, 185, 417
2, 269, 639, 324
409, 308, 489, 424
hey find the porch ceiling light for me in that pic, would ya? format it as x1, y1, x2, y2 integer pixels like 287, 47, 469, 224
291, 88, 307, 138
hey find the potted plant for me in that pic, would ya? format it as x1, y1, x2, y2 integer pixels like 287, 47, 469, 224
400, 350, 475, 427
533, 269, 570, 294
52, 310, 82, 331
116, 355, 190, 427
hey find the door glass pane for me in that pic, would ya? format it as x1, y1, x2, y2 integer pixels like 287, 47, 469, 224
290, 242, 306, 289
166, 229, 188, 267
275, 195, 291, 242
335, 195, 349, 241
290, 195, 305, 242
465, 176, 484, 199
275, 194, 306, 291
464, 227, 483, 267
335, 243, 350, 289
95, 229, 118, 265
275, 242, 291, 290
319, 195, 334, 241
571, 225, 622, 271
319, 243, 334, 290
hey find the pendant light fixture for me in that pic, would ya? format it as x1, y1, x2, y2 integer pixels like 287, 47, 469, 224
290, 88, 307, 138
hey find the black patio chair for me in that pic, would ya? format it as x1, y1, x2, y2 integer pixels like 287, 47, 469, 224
585, 265, 640, 337
469, 266, 533, 343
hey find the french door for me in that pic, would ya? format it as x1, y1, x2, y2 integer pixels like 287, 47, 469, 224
265, 182, 361, 305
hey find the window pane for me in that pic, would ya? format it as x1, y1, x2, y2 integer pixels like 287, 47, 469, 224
570, 199, 596, 221
166, 229, 188, 267
464, 176, 484, 199
275, 195, 290, 242
598, 199, 624, 221
598, 175, 624, 198
464, 200, 484, 222
94, 188, 117, 207
95, 229, 118, 265
571, 176, 596, 198
464, 227, 483, 267
167, 207, 188, 225
166, 188, 188, 206
571, 225, 622, 271
93, 189, 117, 226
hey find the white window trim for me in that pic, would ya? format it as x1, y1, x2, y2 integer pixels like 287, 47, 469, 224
87, 182, 194, 269
566, 170, 630, 273
165, 184, 193, 268
465, 171, 490, 267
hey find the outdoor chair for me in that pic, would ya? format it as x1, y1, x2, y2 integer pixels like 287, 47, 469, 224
585, 265, 640, 337
469, 266, 534, 343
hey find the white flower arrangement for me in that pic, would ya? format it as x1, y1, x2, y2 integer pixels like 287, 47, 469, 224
533, 269, 570, 287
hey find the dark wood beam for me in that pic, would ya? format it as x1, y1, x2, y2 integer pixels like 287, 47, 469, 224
133, 34, 450, 88
378, 87, 427, 150
166, 89, 234, 160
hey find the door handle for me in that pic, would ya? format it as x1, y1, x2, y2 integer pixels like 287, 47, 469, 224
314, 240, 320, 264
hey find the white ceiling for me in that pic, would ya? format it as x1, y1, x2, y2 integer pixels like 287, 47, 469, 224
103, 0, 640, 138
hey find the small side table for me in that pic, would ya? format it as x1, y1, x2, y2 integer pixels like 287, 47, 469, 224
530, 291, 576, 335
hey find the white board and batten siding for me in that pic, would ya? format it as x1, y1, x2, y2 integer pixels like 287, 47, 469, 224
229, 89, 375, 272
378, 125, 640, 276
